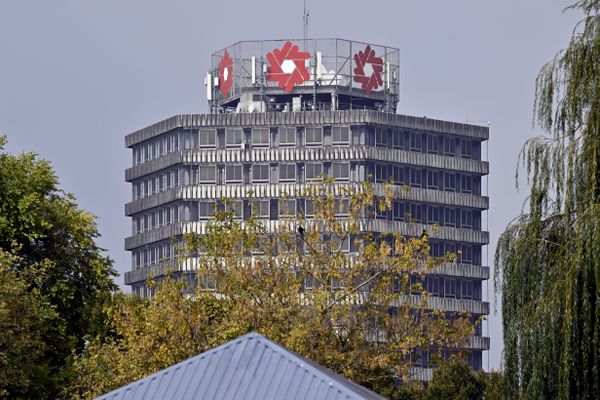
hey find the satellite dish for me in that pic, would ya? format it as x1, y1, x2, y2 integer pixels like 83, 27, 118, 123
248, 103, 255, 113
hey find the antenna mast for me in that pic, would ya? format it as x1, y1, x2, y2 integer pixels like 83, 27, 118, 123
303, 0, 309, 44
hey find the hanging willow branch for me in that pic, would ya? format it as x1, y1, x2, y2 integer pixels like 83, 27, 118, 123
495, 1, 600, 399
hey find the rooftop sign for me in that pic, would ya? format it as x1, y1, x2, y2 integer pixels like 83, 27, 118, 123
206, 38, 400, 109
266, 41, 311, 93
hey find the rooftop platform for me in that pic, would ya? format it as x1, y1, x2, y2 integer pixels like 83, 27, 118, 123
206, 38, 400, 113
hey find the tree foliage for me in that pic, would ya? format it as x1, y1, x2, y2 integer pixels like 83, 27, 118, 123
0, 253, 62, 399
71, 181, 475, 399
495, 1, 600, 399
427, 361, 484, 400
482, 371, 505, 400
426, 362, 504, 400
69, 279, 234, 398
0, 136, 117, 398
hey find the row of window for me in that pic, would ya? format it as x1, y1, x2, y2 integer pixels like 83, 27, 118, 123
132, 126, 482, 165
132, 163, 481, 201
196, 199, 348, 220
411, 349, 482, 370
133, 203, 482, 266
369, 163, 481, 194
132, 197, 481, 239
198, 162, 349, 184
215, 126, 481, 158
132, 203, 187, 234
132, 240, 181, 270
132, 168, 181, 200
132, 130, 196, 165
194, 199, 481, 229
385, 201, 482, 229
131, 237, 482, 273
400, 239, 482, 265
404, 275, 482, 301
200, 126, 349, 149
368, 126, 479, 159
132, 163, 350, 200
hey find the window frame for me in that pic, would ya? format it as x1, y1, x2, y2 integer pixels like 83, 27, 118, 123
199, 165, 217, 184
305, 162, 323, 181
444, 172, 456, 192
252, 164, 270, 183
443, 137, 455, 156
304, 199, 315, 217
445, 278, 457, 298
393, 201, 404, 221
427, 170, 440, 189
198, 201, 215, 220
225, 165, 243, 183
332, 126, 350, 145
225, 200, 243, 219
225, 128, 243, 148
251, 200, 270, 218
427, 134, 440, 154
331, 162, 350, 181
410, 132, 423, 152
279, 163, 297, 182
278, 199, 296, 217
375, 127, 388, 148
305, 127, 323, 146
461, 140, 473, 159
444, 207, 457, 227
279, 127, 297, 146
375, 164, 388, 183
428, 206, 440, 224
461, 174, 473, 194
393, 165, 405, 185
461, 209, 473, 229
410, 168, 423, 188
251, 128, 270, 147
199, 128, 217, 148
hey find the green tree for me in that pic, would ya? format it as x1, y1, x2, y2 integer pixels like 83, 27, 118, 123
0, 136, 117, 398
0, 252, 62, 399
68, 280, 227, 398
71, 182, 474, 399
427, 361, 484, 400
482, 371, 505, 400
495, 1, 600, 399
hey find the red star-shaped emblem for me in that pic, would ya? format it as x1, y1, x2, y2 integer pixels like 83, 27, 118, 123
219, 49, 233, 97
353, 45, 384, 94
266, 41, 311, 93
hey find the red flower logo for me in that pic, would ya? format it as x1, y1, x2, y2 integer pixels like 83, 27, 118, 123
266, 41, 311, 93
219, 49, 233, 97
353, 45, 384, 94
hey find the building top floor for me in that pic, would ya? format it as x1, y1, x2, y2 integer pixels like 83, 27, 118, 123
125, 110, 489, 148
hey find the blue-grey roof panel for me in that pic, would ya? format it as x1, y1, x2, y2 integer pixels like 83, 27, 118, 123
96, 332, 386, 400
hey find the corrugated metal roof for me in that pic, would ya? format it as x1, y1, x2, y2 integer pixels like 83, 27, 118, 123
96, 332, 387, 400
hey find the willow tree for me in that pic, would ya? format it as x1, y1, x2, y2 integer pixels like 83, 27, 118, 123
495, 1, 600, 399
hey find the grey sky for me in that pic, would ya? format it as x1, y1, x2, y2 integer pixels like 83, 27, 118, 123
0, 0, 582, 371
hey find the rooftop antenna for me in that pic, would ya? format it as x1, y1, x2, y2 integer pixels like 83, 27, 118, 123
463, 117, 491, 127
303, 0, 309, 46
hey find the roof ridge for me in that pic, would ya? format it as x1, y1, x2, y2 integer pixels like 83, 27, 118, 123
96, 332, 386, 400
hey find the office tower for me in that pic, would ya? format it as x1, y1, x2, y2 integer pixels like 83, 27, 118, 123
124, 39, 489, 376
